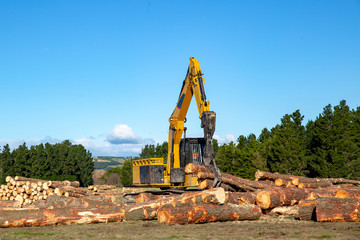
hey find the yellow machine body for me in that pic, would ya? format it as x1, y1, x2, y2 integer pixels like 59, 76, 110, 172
132, 158, 198, 188
132, 57, 220, 189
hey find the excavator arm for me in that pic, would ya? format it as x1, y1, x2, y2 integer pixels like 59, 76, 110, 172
167, 57, 221, 187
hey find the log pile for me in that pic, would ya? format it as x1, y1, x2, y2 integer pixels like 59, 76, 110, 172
1, 166, 360, 227
193, 165, 360, 222
0, 176, 89, 207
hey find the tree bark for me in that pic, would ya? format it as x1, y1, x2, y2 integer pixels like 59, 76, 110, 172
227, 192, 257, 205
197, 179, 236, 192
14, 176, 80, 188
157, 203, 262, 225
298, 181, 333, 189
270, 206, 299, 218
274, 178, 292, 187
316, 198, 360, 222
197, 172, 267, 191
0, 207, 125, 227
292, 177, 360, 186
125, 188, 227, 221
256, 187, 309, 209
185, 163, 212, 174
135, 193, 168, 204
298, 199, 317, 221
335, 188, 360, 199
306, 188, 341, 200
255, 170, 299, 182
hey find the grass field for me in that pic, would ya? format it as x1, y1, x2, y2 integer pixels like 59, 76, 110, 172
0, 218, 359, 240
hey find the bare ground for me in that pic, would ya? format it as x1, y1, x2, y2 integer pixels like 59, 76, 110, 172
0, 217, 359, 240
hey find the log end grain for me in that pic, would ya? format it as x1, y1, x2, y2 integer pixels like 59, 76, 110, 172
256, 191, 271, 209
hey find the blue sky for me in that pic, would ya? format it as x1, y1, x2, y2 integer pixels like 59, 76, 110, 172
1, 1, 359, 156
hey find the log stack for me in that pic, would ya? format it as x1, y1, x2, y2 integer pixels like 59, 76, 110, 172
0, 176, 89, 207
188, 164, 360, 222
1, 165, 360, 227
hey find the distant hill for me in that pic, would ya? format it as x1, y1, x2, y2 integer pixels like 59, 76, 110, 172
93, 156, 127, 170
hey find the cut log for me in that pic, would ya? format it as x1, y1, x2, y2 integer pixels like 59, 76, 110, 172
292, 176, 360, 186
270, 206, 299, 218
0, 207, 125, 227
57, 186, 89, 196
14, 176, 80, 188
32, 195, 120, 209
197, 179, 236, 192
298, 199, 317, 221
189, 164, 271, 191
256, 187, 309, 209
5, 176, 14, 183
135, 193, 168, 204
197, 172, 265, 191
298, 181, 333, 189
125, 188, 227, 221
255, 170, 299, 182
51, 180, 80, 188
227, 192, 257, 205
274, 178, 290, 187
315, 198, 360, 222
157, 203, 262, 225
328, 178, 360, 185
306, 188, 341, 200
185, 163, 212, 174
335, 189, 360, 199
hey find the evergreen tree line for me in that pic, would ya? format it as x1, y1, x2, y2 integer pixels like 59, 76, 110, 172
139, 142, 168, 160
140, 100, 360, 181
0, 140, 94, 186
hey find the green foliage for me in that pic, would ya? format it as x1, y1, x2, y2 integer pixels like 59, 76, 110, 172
306, 100, 360, 179
120, 159, 133, 187
216, 135, 267, 180
140, 142, 168, 161
266, 110, 307, 176
215, 100, 360, 180
102, 159, 133, 187
0, 141, 94, 186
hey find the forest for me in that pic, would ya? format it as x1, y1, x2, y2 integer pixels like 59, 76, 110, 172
0, 140, 94, 186
140, 100, 360, 180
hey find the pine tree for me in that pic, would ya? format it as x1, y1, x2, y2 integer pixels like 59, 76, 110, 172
120, 159, 133, 187
0, 144, 13, 183
215, 142, 238, 176
72, 144, 94, 186
308, 100, 360, 179
266, 110, 307, 176
12, 143, 29, 177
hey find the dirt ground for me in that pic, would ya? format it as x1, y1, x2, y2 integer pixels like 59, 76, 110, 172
0, 217, 359, 240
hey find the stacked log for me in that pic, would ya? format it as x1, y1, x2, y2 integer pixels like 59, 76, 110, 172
187, 163, 271, 192
88, 185, 116, 192
0, 176, 89, 207
157, 203, 262, 225
189, 164, 360, 223
1, 166, 360, 227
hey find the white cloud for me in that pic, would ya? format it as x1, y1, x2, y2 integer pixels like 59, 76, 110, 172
0, 124, 156, 157
106, 124, 139, 144
73, 137, 143, 157
213, 134, 236, 145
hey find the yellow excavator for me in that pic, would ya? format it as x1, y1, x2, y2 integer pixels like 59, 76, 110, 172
132, 57, 221, 189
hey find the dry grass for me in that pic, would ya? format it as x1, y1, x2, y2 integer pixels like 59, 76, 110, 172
0, 219, 359, 240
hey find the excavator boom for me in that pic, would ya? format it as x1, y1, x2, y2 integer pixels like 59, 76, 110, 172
132, 57, 221, 188
167, 57, 221, 187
